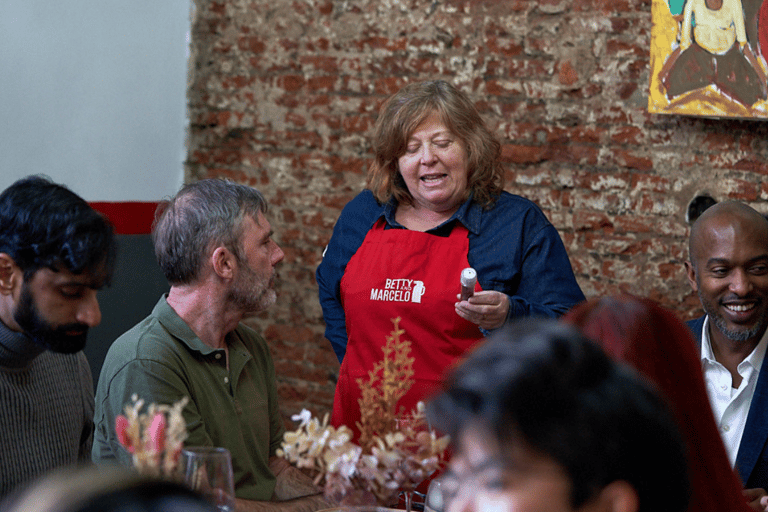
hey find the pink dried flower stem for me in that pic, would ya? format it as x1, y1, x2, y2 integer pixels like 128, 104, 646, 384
115, 395, 189, 479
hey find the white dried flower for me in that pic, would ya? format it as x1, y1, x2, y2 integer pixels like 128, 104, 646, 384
279, 403, 449, 506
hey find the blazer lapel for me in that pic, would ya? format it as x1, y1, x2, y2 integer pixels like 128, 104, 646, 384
686, 316, 705, 346
736, 352, 768, 485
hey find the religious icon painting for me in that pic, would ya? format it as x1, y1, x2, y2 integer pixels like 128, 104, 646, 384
648, 0, 768, 118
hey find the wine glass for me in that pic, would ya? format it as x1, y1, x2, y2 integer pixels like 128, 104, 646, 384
182, 446, 236, 512
395, 415, 435, 512
425, 475, 452, 512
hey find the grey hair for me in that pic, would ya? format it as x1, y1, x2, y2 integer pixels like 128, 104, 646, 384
152, 179, 267, 285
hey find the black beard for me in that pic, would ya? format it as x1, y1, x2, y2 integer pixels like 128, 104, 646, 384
13, 283, 89, 354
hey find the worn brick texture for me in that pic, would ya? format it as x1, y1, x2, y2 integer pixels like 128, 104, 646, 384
186, 0, 768, 422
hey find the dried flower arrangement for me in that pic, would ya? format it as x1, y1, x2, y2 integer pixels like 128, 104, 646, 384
278, 318, 450, 506
115, 394, 189, 479
356, 317, 415, 451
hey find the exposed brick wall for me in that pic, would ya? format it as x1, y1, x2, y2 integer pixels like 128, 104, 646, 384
186, 0, 768, 422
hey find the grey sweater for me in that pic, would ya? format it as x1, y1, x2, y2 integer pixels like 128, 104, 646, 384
0, 321, 94, 501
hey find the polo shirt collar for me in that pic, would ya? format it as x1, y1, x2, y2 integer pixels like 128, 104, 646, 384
154, 295, 222, 356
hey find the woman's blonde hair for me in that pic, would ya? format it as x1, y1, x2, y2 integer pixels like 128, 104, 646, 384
366, 80, 504, 208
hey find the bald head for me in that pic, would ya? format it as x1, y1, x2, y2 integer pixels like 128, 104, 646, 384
688, 201, 768, 267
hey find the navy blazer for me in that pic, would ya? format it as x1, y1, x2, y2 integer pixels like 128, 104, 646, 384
687, 316, 768, 490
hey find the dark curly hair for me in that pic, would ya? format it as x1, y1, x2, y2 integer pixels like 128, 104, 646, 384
0, 175, 116, 282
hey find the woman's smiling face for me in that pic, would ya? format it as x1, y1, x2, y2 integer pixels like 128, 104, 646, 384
397, 111, 469, 214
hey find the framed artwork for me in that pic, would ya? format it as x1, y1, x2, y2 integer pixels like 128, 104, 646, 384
649, 0, 768, 118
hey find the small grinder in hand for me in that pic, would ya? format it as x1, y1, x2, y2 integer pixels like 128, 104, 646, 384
460, 267, 477, 301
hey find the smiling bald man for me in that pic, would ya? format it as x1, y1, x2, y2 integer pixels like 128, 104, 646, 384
686, 200, 768, 507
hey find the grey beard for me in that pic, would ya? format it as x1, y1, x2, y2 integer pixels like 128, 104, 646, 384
697, 286, 768, 343
711, 314, 764, 342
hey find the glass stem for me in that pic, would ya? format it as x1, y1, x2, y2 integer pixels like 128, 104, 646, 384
404, 490, 414, 512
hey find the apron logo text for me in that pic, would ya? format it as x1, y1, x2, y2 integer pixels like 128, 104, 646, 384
370, 279, 426, 303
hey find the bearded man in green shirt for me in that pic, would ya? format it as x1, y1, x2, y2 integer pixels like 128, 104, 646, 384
93, 179, 330, 512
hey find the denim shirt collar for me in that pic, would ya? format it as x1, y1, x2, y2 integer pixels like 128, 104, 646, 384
380, 193, 482, 235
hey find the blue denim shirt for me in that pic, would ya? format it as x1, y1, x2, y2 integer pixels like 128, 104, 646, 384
316, 190, 585, 362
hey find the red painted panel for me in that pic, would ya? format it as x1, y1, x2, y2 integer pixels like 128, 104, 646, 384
89, 202, 159, 235
760, 0, 768, 60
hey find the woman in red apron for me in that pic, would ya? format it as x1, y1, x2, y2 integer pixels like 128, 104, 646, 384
319, 80, 585, 440
333, 218, 483, 437
330, 82, 512, 436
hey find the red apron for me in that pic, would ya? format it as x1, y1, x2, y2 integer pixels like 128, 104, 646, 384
332, 219, 483, 437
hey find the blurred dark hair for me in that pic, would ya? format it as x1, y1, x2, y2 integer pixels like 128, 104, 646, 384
75, 480, 213, 512
366, 80, 504, 208
3, 466, 214, 512
564, 294, 752, 512
152, 178, 267, 285
0, 175, 116, 282
427, 318, 689, 512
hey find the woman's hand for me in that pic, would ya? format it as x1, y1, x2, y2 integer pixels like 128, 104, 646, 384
455, 290, 509, 330
743, 488, 768, 511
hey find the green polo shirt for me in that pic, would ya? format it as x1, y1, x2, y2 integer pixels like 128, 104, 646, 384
92, 296, 285, 501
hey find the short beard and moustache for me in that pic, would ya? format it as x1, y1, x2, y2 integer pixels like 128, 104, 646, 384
698, 288, 768, 343
13, 283, 89, 354
227, 259, 276, 314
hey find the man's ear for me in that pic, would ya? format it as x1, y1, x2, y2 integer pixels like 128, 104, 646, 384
684, 260, 698, 293
0, 253, 20, 296
210, 246, 236, 280
590, 481, 639, 512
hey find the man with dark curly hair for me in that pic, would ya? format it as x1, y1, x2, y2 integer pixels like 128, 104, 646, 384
0, 175, 116, 501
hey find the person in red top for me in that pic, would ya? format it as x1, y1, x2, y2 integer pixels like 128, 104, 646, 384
564, 295, 760, 512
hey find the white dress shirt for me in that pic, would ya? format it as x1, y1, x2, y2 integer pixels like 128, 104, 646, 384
700, 316, 768, 466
